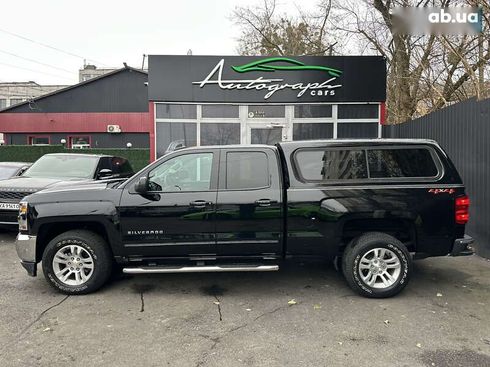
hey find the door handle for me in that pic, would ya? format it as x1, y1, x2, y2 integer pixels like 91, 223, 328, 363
190, 200, 211, 209
255, 199, 274, 207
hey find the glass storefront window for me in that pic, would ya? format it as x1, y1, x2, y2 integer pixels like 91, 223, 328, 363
202, 105, 239, 118
337, 123, 379, 138
293, 123, 333, 140
156, 122, 197, 157
294, 105, 332, 118
156, 104, 197, 119
338, 104, 379, 119
248, 105, 285, 118
251, 127, 282, 145
200, 123, 240, 146
153, 104, 380, 150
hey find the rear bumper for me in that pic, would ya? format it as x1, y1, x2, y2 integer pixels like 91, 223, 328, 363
450, 235, 475, 257
15, 233, 37, 276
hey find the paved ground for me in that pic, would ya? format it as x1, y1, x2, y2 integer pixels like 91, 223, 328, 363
0, 232, 490, 367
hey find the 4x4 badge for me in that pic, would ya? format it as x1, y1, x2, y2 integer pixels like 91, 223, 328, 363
428, 188, 455, 194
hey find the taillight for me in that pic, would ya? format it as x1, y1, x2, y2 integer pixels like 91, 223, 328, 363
455, 195, 470, 224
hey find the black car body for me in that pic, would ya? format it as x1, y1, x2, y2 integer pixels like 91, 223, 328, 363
15, 140, 473, 298
0, 153, 134, 227
0, 162, 31, 180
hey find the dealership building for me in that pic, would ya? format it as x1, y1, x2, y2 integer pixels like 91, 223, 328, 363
148, 55, 386, 159
0, 56, 387, 161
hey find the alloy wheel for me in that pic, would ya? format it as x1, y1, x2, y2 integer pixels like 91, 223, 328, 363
358, 247, 401, 289
52, 244, 94, 286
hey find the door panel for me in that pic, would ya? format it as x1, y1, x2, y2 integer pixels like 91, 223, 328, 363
118, 150, 218, 257
214, 148, 283, 256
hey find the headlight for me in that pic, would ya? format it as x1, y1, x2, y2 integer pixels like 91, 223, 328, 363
18, 201, 28, 231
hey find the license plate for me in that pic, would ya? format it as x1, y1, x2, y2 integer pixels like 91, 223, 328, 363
0, 202, 19, 210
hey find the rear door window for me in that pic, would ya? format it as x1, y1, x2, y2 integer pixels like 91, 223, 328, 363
226, 151, 269, 189
367, 148, 438, 178
295, 149, 367, 181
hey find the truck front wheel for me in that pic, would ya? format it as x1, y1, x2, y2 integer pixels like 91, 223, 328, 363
42, 230, 113, 295
342, 232, 412, 298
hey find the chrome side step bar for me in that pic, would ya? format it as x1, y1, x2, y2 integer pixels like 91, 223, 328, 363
123, 265, 279, 274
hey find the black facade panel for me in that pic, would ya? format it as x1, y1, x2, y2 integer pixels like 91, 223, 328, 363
7, 133, 149, 148
148, 55, 387, 103
7, 69, 148, 113
383, 97, 490, 258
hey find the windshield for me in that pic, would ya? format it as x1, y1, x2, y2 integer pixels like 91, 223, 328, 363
23, 155, 98, 179
0, 166, 20, 179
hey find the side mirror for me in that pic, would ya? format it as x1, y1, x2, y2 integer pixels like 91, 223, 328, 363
97, 169, 113, 179
134, 176, 149, 194
18, 166, 29, 176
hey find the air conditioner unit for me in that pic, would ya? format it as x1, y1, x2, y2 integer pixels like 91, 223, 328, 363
107, 124, 121, 133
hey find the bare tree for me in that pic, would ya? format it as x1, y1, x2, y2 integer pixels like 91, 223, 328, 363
232, 0, 337, 56
330, 0, 490, 123
231, 0, 489, 123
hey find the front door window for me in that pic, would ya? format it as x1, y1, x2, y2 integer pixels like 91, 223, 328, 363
148, 153, 213, 192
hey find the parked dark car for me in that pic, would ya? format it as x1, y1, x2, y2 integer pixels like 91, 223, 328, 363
15, 140, 473, 298
0, 162, 31, 180
0, 153, 134, 228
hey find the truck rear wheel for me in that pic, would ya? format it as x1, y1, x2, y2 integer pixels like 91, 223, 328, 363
42, 230, 112, 295
342, 232, 411, 298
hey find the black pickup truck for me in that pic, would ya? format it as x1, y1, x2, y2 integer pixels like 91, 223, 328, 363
15, 140, 473, 298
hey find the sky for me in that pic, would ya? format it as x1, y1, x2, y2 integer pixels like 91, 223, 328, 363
0, 0, 319, 85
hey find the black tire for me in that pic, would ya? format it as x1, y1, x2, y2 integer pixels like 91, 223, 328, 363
42, 230, 113, 295
342, 232, 411, 298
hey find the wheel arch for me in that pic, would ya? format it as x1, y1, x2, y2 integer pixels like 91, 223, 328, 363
35, 220, 117, 262
339, 217, 417, 254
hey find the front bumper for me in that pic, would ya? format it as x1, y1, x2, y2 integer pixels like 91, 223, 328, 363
0, 210, 18, 226
450, 235, 475, 257
15, 233, 37, 276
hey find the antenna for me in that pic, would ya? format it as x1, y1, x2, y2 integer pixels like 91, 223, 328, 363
187, 49, 193, 56
141, 54, 146, 70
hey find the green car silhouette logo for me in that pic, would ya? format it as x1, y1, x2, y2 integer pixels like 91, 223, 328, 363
231, 57, 342, 77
